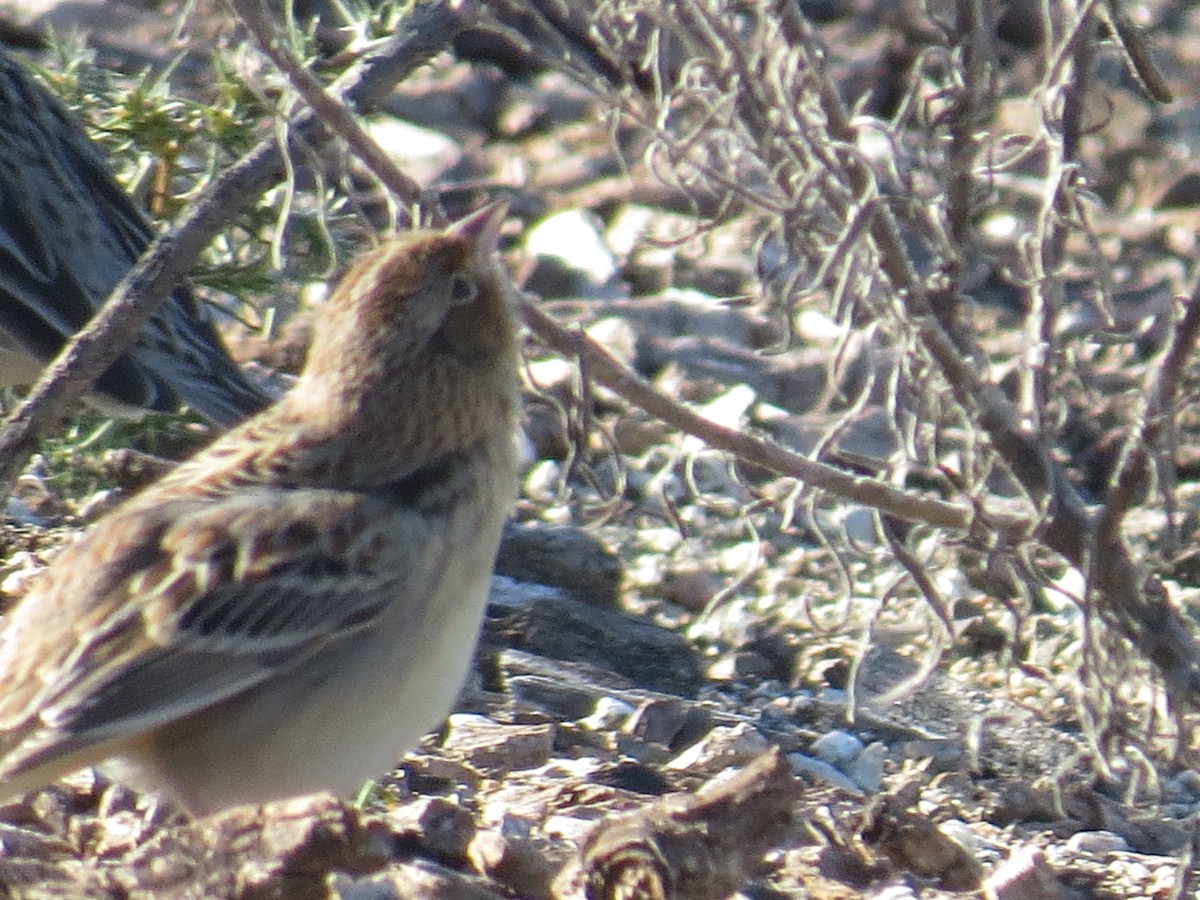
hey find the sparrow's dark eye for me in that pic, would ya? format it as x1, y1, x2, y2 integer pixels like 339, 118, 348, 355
449, 272, 478, 305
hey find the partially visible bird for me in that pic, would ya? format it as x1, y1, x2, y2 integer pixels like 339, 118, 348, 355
0, 202, 522, 815
0, 48, 270, 426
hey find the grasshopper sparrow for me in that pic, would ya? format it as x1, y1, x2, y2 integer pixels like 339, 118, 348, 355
0, 49, 269, 425
0, 202, 521, 815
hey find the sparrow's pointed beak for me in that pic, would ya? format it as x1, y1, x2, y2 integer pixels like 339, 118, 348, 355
447, 200, 509, 256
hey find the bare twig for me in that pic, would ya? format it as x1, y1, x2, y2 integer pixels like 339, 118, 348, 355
553, 749, 802, 900
1103, 0, 1173, 103
229, 0, 426, 215
519, 299, 996, 535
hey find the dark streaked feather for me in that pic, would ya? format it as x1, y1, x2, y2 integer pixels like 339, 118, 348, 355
0, 49, 270, 424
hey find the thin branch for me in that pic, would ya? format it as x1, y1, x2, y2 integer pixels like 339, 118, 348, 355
519, 298, 1005, 536
229, 0, 426, 215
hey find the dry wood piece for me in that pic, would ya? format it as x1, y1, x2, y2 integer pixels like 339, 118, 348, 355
862, 785, 984, 892
387, 796, 477, 864
111, 795, 393, 898
469, 830, 561, 900
441, 716, 556, 773
552, 748, 802, 900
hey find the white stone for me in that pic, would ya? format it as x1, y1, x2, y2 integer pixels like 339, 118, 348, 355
848, 742, 886, 793
811, 730, 864, 766
526, 210, 617, 284
787, 752, 863, 795
1065, 830, 1129, 854
578, 696, 636, 731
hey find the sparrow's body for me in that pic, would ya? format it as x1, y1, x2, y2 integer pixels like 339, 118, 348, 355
0, 49, 269, 425
0, 205, 520, 814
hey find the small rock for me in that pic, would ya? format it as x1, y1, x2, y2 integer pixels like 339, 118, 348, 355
75, 488, 124, 522
468, 829, 559, 899
787, 752, 863, 795
526, 209, 617, 287
624, 698, 712, 750
387, 797, 476, 862
623, 245, 675, 295
368, 117, 462, 187
522, 401, 570, 461
983, 844, 1062, 900
848, 742, 886, 793
655, 567, 722, 613
4, 495, 45, 526
522, 459, 562, 502
938, 819, 986, 854
494, 524, 622, 609
706, 652, 775, 682
0, 551, 45, 598
577, 697, 635, 731
585, 316, 638, 364
667, 724, 769, 772
1064, 830, 1129, 854
442, 716, 555, 772
486, 576, 565, 612
811, 730, 865, 766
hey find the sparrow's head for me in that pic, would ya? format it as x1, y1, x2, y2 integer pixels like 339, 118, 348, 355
305, 202, 515, 378
294, 203, 521, 460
